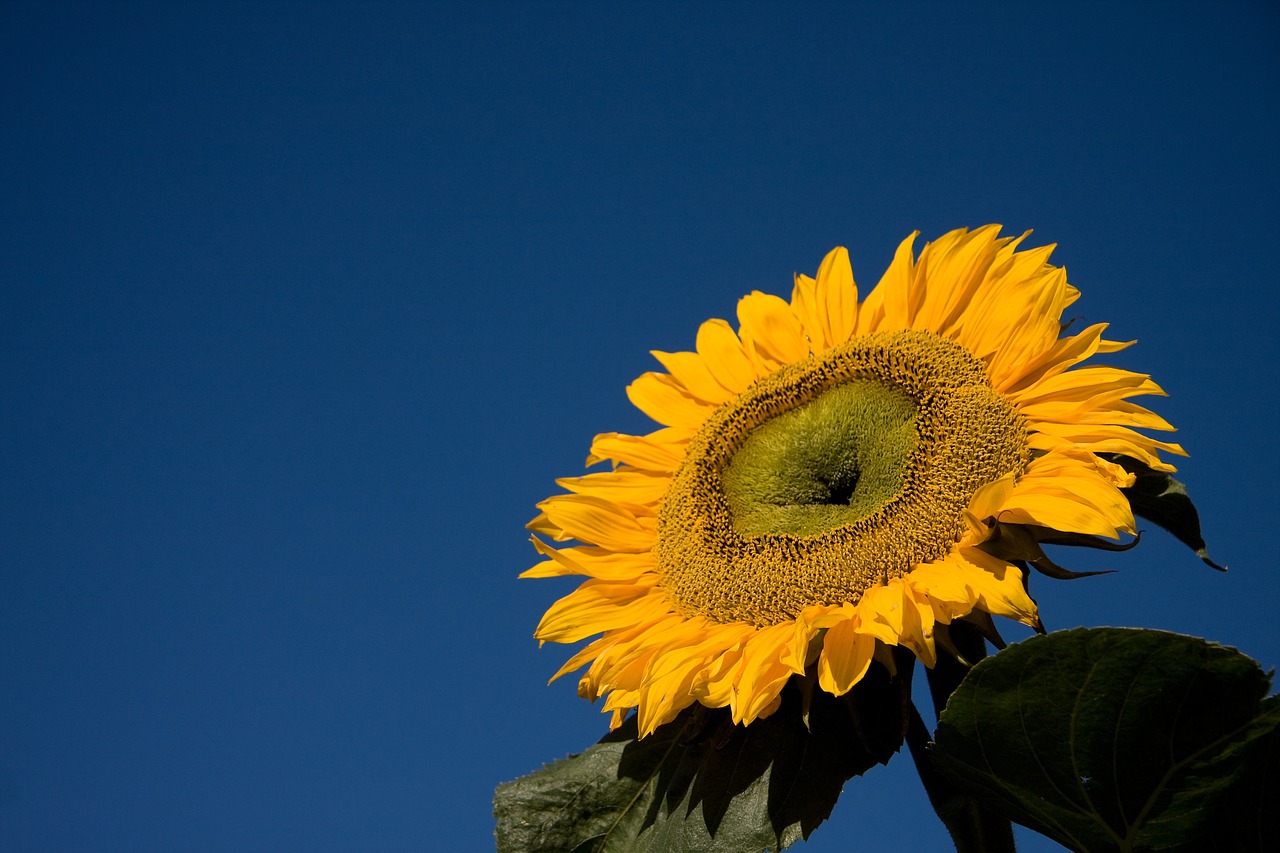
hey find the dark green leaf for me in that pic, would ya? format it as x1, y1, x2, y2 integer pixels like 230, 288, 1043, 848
494, 668, 907, 853
932, 627, 1279, 853
1104, 454, 1225, 570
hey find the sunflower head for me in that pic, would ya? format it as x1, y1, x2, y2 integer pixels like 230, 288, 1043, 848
525, 226, 1184, 736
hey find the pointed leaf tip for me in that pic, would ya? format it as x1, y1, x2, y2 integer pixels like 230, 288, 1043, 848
1102, 454, 1224, 571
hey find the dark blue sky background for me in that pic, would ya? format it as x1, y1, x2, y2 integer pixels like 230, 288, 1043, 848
3, 2, 1278, 851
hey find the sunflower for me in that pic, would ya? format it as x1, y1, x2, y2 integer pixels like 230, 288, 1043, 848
524, 226, 1183, 737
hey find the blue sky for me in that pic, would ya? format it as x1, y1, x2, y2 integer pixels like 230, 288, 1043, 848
3, 2, 1278, 851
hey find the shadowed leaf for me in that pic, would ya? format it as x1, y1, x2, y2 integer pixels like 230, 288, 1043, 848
495, 667, 906, 852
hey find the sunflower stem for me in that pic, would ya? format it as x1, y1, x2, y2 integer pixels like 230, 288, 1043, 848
906, 701, 1017, 853
909, 622, 1017, 852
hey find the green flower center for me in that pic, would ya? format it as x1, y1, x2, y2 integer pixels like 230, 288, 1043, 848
722, 380, 919, 537
656, 330, 1028, 627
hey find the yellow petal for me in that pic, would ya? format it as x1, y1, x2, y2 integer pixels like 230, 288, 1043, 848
903, 584, 939, 667
1091, 454, 1137, 488
587, 429, 686, 471
855, 231, 917, 335
959, 262, 1062, 364
637, 620, 753, 736
1011, 367, 1165, 407
998, 322, 1109, 394
731, 623, 794, 725
626, 372, 715, 429
695, 317, 758, 393
790, 272, 827, 353
534, 581, 668, 644
1027, 423, 1185, 471
799, 602, 858, 631
736, 290, 808, 368
815, 246, 858, 346
555, 468, 672, 505
949, 547, 1038, 627
907, 560, 980, 622
998, 491, 1133, 539
998, 449, 1136, 537
535, 494, 658, 552
855, 584, 907, 645
692, 640, 749, 708
753, 694, 784, 721
1097, 338, 1135, 353
961, 472, 1018, 542
816, 618, 875, 696
521, 538, 658, 580
549, 634, 617, 682
650, 349, 736, 405
873, 231, 923, 332
525, 511, 564, 539
780, 617, 815, 674
912, 224, 1003, 336
1020, 398, 1176, 432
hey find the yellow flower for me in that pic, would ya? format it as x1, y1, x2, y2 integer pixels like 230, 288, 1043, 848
525, 226, 1183, 737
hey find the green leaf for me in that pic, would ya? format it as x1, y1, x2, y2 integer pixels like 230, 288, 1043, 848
494, 668, 907, 853
932, 627, 1279, 853
1104, 454, 1225, 570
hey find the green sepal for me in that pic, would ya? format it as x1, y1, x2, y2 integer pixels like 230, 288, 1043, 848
931, 627, 1279, 853
494, 667, 907, 853
981, 522, 1114, 580
1104, 454, 1225, 570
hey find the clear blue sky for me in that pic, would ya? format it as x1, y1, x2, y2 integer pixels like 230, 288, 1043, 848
3, 2, 1277, 851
